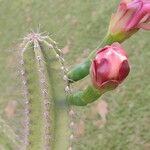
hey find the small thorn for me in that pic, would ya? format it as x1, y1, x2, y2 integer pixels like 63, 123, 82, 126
21, 70, 25, 75
42, 89, 48, 94
56, 54, 60, 58
70, 134, 74, 140
37, 56, 41, 60
44, 101, 50, 105
38, 68, 44, 73
69, 109, 75, 117
57, 48, 62, 52
23, 81, 27, 85
65, 68, 69, 72
59, 57, 65, 62
47, 43, 53, 49
65, 86, 70, 92
63, 75, 68, 81
43, 112, 49, 118
69, 122, 75, 128
20, 60, 24, 65
40, 79, 45, 83
61, 66, 65, 70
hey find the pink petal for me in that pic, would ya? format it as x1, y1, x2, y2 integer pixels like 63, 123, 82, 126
118, 2, 128, 19
112, 42, 123, 49
100, 80, 119, 91
118, 60, 130, 81
126, 1, 150, 30
112, 42, 128, 57
96, 46, 110, 54
138, 22, 150, 29
96, 58, 110, 84
91, 60, 97, 79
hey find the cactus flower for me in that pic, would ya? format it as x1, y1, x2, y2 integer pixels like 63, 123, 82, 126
90, 43, 130, 91
108, 0, 150, 39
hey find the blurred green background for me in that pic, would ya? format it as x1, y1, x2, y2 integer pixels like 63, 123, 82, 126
0, 0, 150, 150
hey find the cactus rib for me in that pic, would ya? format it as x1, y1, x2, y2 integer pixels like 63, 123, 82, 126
42, 37, 75, 150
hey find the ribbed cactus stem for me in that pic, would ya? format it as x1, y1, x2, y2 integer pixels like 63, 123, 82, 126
20, 33, 72, 150
43, 37, 76, 150
40, 39, 72, 150
33, 40, 51, 150
21, 33, 54, 150
20, 41, 31, 150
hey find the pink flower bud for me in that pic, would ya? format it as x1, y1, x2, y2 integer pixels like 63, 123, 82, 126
90, 43, 130, 91
109, 0, 150, 36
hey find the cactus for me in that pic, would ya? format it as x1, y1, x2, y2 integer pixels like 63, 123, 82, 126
19, 32, 126, 150
20, 33, 74, 150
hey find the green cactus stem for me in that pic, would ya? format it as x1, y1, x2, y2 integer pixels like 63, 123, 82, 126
21, 33, 71, 150
40, 40, 71, 150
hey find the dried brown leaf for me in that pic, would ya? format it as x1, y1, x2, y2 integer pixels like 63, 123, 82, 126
4, 100, 17, 119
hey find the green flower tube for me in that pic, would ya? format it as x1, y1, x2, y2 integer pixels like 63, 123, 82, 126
67, 85, 103, 106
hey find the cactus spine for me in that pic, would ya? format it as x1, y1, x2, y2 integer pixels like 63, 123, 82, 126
20, 33, 72, 150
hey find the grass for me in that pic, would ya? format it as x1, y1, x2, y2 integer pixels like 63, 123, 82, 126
0, 0, 150, 150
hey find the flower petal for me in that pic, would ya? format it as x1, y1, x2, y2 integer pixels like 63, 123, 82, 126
96, 58, 111, 84
126, 0, 150, 30
112, 42, 128, 57
100, 80, 119, 91
118, 60, 130, 81
138, 22, 150, 29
